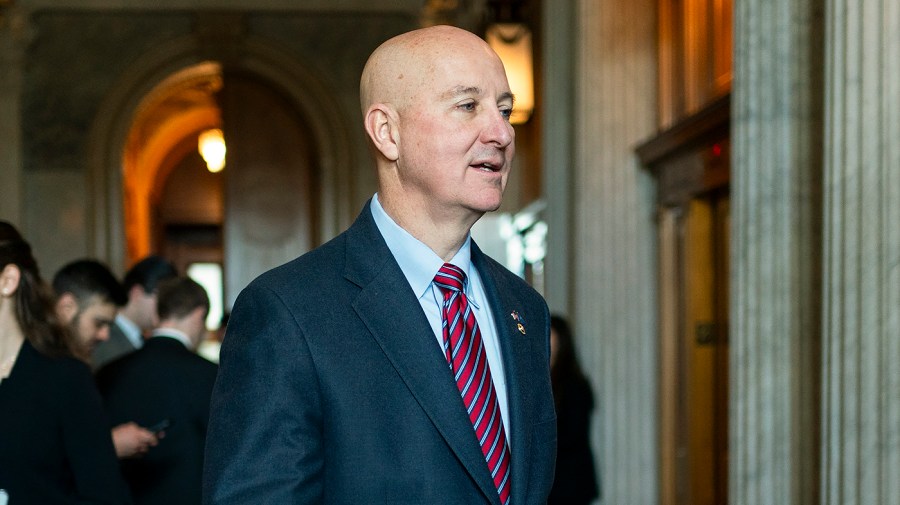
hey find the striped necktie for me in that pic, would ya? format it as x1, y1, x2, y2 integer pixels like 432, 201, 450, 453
434, 263, 511, 505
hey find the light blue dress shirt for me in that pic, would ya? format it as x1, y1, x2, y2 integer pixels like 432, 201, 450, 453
116, 313, 144, 349
370, 194, 510, 439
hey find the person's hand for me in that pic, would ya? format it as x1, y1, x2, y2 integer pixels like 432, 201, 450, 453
112, 422, 159, 458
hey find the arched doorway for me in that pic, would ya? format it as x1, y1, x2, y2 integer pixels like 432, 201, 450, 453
121, 62, 324, 311
122, 61, 224, 266
88, 34, 358, 306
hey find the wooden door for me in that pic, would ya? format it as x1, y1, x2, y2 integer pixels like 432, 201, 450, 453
219, 72, 319, 308
684, 195, 729, 505
659, 193, 729, 505
656, 145, 730, 505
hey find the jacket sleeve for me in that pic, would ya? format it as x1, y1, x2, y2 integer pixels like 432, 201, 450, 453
60, 361, 132, 505
202, 281, 324, 504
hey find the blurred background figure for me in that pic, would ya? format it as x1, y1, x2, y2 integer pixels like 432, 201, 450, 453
93, 255, 178, 371
52, 259, 159, 459
197, 311, 227, 364
548, 314, 600, 505
0, 221, 131, 504
52, 259, 127, 363
97, 276, 218, 505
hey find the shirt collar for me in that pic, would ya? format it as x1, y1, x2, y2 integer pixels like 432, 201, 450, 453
150, 328, 193, 349
370, 194, 473, 298
115, 313, 143, 348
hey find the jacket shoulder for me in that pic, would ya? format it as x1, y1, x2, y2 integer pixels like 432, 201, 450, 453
476, 248, 546, 303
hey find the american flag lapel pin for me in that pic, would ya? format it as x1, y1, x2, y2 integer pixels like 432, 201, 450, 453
510, 311, 526, 335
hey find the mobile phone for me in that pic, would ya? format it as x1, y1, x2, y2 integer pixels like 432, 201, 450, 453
147, 419, 171, 434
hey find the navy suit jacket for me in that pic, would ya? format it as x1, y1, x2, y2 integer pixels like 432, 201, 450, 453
97, 336, 218, 505
203, 203, 557, 504
92, 320, 139, 371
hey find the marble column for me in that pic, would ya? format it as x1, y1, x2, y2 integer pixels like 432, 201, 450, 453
541, 0, 575, 313
730, 0, 824, 503
821, 0, 900, 503
0, 7, 29, 225
571, 0, 658, 503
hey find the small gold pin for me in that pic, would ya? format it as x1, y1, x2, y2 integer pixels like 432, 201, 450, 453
510, 311, 526, 334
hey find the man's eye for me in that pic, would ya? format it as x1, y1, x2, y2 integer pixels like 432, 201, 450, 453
500, 108, 513, 120
459, 102, 477, 112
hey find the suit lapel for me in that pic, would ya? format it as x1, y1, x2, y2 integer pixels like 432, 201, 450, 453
343, 205, 502, 504
472, 245, 539, 505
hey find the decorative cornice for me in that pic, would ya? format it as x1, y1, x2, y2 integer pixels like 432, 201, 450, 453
634, 93, 730, 170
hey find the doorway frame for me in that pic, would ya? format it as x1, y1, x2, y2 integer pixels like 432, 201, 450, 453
87, 31, 357, 274
637, 94, 731, 505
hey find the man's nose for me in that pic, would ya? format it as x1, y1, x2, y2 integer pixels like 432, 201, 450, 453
483, 109, 514, 148
97, 326, 110, 342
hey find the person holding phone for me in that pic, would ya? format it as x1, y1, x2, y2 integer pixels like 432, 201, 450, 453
51, 259, 160, 459
96, 277, 217, 505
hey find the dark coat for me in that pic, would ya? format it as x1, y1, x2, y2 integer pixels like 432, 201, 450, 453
97, 336, 218, 505
202, 202, 557, 504
0, 340, 131, 505
548, 373, 599, 505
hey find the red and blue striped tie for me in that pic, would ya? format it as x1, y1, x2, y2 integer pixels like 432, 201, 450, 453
434, 263, 511, 505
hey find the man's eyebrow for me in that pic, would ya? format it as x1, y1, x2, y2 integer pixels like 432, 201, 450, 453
440, 86, 516, 104
440, 85, 483, 100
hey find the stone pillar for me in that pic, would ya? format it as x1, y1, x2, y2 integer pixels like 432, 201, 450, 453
541, 0, 575, 312
0, 7, 28, 225
821, 0, 900, 503
730, 0, 824, 503
572, 0, 658, 503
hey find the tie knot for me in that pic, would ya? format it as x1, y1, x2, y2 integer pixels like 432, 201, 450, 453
434, 263, 466, 293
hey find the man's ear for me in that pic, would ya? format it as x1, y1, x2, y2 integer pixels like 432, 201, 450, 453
364, 104, 399, 161
128, 284, 145, 301
0, 264, 21, 297
185, 306, 209, 344
55, 292, 79, 324
190, 306, 207, 325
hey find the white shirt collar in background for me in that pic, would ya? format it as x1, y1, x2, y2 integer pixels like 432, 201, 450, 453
150, 328, 193, 350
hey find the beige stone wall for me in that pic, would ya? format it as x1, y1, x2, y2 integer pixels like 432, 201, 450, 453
821, 0, 900, 503
548, 0, 660, 502
0, 6, 27, 227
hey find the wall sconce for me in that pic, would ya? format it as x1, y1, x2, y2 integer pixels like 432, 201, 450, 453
486, 22, 534, 124
198, 128, 226, 173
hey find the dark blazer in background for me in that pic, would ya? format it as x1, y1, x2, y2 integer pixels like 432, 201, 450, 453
548, 372, 600, 505
92, 320, 139, 371
0, 340, 131, 505
203, 203, 557, 505
97, 336, 218, 505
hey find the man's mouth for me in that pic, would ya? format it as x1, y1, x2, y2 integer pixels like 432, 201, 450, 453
471, 161, 502, 172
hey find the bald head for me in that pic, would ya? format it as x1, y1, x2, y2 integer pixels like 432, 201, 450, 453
358, 25, 515, 255
360, 25, 503, 116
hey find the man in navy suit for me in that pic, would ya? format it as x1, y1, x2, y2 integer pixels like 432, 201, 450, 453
203, 25, 556, 504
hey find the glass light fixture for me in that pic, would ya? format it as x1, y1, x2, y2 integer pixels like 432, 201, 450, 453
198, 128, 226, 173
486, 22, 534, 124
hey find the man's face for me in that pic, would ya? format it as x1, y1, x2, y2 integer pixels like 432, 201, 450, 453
70, 296, 117, 357
129, 285, 159, 331
394, 42, 515, 221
